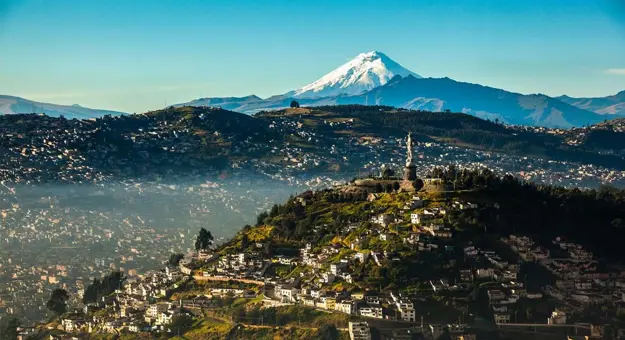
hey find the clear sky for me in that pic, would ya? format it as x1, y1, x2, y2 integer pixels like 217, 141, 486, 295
0, 0, 624, 113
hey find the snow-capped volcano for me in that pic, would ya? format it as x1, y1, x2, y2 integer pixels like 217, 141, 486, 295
292, 51, 421, 99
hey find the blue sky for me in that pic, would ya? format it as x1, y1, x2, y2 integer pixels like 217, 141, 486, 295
0, 0, 624, 113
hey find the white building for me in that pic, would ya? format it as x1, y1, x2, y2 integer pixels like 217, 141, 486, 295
349, 321, 371, 340
372, 214, 394, 227
335, 300, 355, 314
359, 306, 383, 319
396, 300, 416, 322
146, 302, 170, 319
410, 213, 421, 225
330, 262, 347, 275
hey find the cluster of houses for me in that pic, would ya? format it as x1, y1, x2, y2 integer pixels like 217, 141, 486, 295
58, 252, 209, 334
347, 321, 478, 340
273, 281, 417, 323
505, 235, 625, 317
462, 242, 541, 325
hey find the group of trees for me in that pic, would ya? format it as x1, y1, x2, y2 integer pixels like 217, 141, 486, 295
373, 181, 401, 193
82, 271, 125, 304
195, 228, 214, 251
431, 166, 625, 262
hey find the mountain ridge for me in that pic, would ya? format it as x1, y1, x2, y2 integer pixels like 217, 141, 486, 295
345, 75, 605, 128
0, 94, 127, 119
557, 90, 625, 116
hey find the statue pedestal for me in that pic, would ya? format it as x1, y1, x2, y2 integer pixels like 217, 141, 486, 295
404, 165, 416, 181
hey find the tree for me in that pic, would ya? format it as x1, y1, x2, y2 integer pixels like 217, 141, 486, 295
393, 181, 400, 191
82, 271, 125, 304
375, 183, 383, 193
46, 288, 69, 315
270, 204, 280, 217
240, 233, 249, 249
385, 183, 393, 193
169, 314, 194, 336
316, 324, 339, 340
413, 178, 424, 191
0, 316, 20, 340
195, 228, 214, 251
290, 100, 300, 108
168, 253, 184, 266
256, 211, 269, 226
382, 168, 394, 179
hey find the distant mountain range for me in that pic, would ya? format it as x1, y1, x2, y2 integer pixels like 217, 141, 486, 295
0, 95, 127, 119
557, 91, 625, 116
176, 51, 625, 128
1, 51, 623, 128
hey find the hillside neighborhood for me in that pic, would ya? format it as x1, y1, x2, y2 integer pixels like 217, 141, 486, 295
21, 140, 625, 340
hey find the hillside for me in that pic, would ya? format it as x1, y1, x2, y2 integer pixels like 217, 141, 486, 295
256, 105, 625, 170
225, 166, 625, 265
2, 105, 625, 185
41, 168, 625, 339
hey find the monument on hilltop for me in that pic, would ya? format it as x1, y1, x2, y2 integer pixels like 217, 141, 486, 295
403, 132, 417, 181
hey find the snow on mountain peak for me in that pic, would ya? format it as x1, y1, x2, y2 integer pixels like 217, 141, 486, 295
293, 51, 421, 99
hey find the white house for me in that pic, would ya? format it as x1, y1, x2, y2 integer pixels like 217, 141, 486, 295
410, 213, 422, 225
335, 300, 355, 314
359, 306, 383, 319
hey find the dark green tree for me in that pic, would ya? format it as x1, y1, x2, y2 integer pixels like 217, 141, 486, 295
169, 314, 194, 336
240, 233, 249, 249
46, 288, 69, 315
195, 228, 214, 251
290, 100, 300, 108
0, 316, 20, 340
168, 253, 184, 266
317, 324, 339, 340
413, 178, 424, 191
256, 211, 269, 226
382, 168, 394, 179
374, 183, 383, 193
385, 183, 393, 193
393, 181, 400, 191
269, 204, 280, 217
